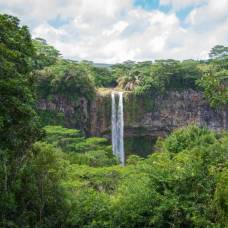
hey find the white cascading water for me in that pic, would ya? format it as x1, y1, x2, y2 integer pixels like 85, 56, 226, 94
111, 91, 125, 166
111, 92, 117, 156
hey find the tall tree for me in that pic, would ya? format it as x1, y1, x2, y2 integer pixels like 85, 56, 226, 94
32, 37, 60, 70
209, 45, 228, 59
0, 14, 41, 225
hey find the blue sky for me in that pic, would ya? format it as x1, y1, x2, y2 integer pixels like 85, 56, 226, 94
134, 0, 205, 19
134, 0, 161, 10
0, 0, 227, 63
134, 0, 170, 14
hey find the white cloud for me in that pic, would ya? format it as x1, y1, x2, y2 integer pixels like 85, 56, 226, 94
187, 0, 228, 28
103, 21, 129, 37
0, 0, 228, 63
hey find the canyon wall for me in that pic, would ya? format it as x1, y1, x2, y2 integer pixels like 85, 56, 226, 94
37, 96, 89, 134
89, 89, 227, 138
37, 89, 227, 139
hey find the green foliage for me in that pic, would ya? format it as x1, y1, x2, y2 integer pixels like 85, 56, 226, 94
197, 64, 228, 108
107, 126, 228, 227
43, 125, 117, 167
39, 124, 226, 227
0, 14, 34, 75
0, 13, 41, 153
158, 125, 217, 154
196, 45, 228, 108
0, 14, 41, 226
31, 40, 227, 111
14, 142, 69, 227
214, 167, 228, 224
1, 13, 228, 227
91, 65, 117, 87
126, 154, 144, 165
32, 38, 60, 70
209, 45, 228, 59
37, 110, 65, 126
111, 172, 155, 228
35, 60, 95, 101
112, 59, 202, 96
44, 125, 80, 139
67, 164, 123, 193
110, 46, 227, 110
2, 122, 228, 227
66, 188, 110, 227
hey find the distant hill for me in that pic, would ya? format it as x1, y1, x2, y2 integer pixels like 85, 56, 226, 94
93, 63, 113, 68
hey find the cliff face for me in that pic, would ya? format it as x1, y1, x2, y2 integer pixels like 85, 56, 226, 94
89, 89, 228, 138
37, 90, 227, 138
37, 89, 227, 156
37, 95, 89, 134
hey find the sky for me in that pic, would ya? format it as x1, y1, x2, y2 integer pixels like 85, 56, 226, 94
0, 0, 227, 63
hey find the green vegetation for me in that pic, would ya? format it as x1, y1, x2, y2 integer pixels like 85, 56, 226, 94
197, 46, 228, 108
43, 125, 117, 167
0, 13, 228, 227
32, 31, 228, 111
113, 59, 201, 94
0, 14, 41, 226
32, 37, 60, 70
35, 59, 95, 101
89, 64, 117, 87
4, 124, 227, 227
112, 57, 228, 109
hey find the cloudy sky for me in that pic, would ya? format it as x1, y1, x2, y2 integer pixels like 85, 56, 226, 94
0, 0, 227, 63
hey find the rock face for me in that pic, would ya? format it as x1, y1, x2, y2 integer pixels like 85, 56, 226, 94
37, 95, 89, 134
89, 89, 228, 138
37, 90, 227, 139
37, 89, 227, 155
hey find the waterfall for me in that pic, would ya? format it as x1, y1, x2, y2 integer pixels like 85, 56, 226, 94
111, 91, 125, 166
111, 92, 117, 156
118, 92, 124, 166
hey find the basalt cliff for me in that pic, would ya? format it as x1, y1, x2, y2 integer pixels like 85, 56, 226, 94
90, 89, 227, 138
38, 89, 228, 139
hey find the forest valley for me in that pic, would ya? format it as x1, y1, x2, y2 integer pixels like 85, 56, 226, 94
0, 14, 228, 227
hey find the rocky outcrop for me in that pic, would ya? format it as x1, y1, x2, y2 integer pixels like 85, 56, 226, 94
89, 89, 228, 138
37, 95, 89, 134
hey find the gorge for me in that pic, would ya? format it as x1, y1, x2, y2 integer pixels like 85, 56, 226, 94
38, 89, 228, 156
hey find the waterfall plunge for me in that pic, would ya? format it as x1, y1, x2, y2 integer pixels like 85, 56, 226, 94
111, 91, 125, 166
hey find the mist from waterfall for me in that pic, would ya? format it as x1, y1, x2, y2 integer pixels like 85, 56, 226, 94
111, 91, 125, 166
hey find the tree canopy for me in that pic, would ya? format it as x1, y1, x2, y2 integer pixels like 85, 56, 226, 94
0, 13, 40, 156
0, 14, 41, 226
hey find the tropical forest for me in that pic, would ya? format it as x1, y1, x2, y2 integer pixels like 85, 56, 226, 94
0, 1, 228, 227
